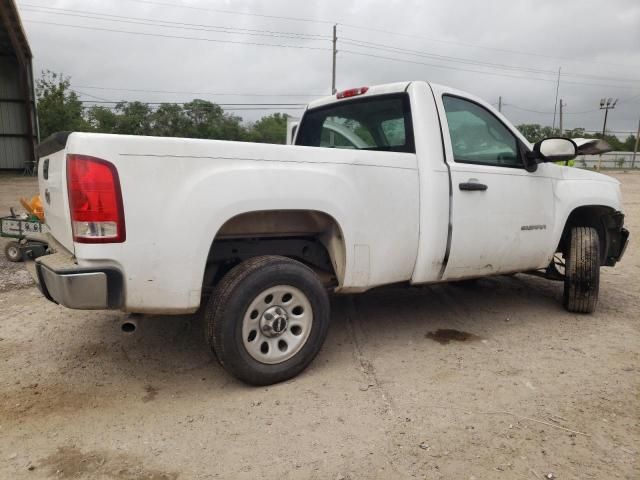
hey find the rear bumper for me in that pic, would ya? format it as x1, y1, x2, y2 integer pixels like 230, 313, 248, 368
26, 250, 124, 310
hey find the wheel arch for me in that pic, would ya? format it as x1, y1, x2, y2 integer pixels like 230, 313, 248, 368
203, 209, 347, 292
559, 204, 618, 265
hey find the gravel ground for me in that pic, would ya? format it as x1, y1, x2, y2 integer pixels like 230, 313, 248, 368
0, 171, 638, 479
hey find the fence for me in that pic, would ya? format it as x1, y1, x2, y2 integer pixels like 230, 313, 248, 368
574, 152, 638, 170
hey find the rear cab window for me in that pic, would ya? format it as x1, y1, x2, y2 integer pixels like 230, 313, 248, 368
295, 94, 415, 153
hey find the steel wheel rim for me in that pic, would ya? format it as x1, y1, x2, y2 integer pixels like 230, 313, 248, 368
242, 285, 313, 364
7, 246, 19, 259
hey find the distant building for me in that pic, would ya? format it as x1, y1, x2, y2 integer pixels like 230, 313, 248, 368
0, 0, 38, 171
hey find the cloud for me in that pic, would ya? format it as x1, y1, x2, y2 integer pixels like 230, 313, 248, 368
18, 0, 640, 135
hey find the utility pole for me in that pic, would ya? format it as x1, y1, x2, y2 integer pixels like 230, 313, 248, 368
552, 67, 561, 130
498, 96, 502, 113
331, 24, 337, 94
598, 97, 618, 169
632, 116, 639, 169
559, 99, 565, 136
600, 97, 617, 136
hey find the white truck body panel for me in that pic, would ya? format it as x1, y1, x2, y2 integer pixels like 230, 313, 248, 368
46, 133, 420, 312
430, 84, 557, 278
35, 80, 626, 314
38, 149, 74, 252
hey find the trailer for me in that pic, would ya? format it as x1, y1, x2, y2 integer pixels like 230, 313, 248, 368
1, 208, 47, 261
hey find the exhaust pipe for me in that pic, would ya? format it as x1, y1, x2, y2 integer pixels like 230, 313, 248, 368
121, 314, 140, 334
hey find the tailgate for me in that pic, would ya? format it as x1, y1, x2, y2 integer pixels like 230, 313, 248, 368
37, 133, 74, 253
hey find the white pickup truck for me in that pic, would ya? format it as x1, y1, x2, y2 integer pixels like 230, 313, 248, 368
29, 81, 629, 385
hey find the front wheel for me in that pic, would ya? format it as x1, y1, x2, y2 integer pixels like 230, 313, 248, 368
4, 241, 22, 262
563, 227, 600, 313
205, 256, 330, 385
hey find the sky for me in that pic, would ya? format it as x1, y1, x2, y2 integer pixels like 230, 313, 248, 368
15, 0, 640, 137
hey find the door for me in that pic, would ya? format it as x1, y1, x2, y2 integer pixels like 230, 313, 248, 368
434, 91, 555, 279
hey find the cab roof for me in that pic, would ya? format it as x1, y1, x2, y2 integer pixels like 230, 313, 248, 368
306, 81, 413, 110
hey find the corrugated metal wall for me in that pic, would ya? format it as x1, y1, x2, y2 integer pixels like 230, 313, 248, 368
0, 56, 29, 169
0, 55, 31, 169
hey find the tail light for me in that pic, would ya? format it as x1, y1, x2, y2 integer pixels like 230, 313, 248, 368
336, 86, 369, 99
67, 154, 126, 243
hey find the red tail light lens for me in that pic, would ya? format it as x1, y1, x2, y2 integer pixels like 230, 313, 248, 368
336, 86, 369, 99
67, 154, 126, 243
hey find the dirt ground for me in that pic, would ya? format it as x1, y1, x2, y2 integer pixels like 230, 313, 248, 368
0, 171, 638, 479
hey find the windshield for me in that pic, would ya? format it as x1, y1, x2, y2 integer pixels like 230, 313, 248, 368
295, 94, 414, 153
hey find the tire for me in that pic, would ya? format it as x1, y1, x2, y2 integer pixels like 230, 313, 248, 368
204, 255, 330, 385
563, 227, 600, 313
4, 241, 22, 262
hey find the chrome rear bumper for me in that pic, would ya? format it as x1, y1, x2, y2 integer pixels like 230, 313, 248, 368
26, 248, 123, 310
39, 266, 109, 309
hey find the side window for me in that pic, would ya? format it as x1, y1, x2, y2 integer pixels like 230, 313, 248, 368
442, 95, 521, 168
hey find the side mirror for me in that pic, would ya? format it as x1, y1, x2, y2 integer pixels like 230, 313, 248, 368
533, 137, 578, 162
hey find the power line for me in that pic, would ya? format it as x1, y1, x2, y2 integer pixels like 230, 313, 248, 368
20, 4, 331, 41
72, 85, 325, 97
117, 0, 632, 69
31, 4, 637, 85
22, 19, 332, 51
79, 100, 306, 105
341, 38, 559, 77
619, 93, 640, 103
72, 89, 113, 102
23, 13, 638, 91
342, 37, 640, 85
77, 100, 307, 111
503, 103, 600, 115
337, 23, 631, 69
29, 6, 634, 86
122, 0, 333, 25
339, 49, 558, 83
340, 49, 640, 90
81, 104, 305, 111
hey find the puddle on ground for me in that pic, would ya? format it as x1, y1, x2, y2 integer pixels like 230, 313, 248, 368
425, 329, 481, 345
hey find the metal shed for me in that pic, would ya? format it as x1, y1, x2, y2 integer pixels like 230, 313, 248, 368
0, 0, 38, 171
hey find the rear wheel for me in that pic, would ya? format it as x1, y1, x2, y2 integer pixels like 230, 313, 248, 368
563, 227, 600, 313
205, 256, 330, 385
4, 241, 22, 262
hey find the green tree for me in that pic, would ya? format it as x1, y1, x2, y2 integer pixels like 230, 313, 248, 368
181, 100, 246, 140
587, 133, 627, 151
247, 113, 289, 144
516, 124, 559, 143
151, 103, 189, 137
36, 70, 88, 138
564, 127, 587, 138
113, 102, 153, 136
34, 70, 299, 142
86, 105, 118, 133
622, 135, 636, 151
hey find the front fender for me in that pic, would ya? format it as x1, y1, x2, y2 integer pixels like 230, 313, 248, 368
551, 177, 625, 264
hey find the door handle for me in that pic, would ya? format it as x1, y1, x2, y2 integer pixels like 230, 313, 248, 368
459, 182, 488, 191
